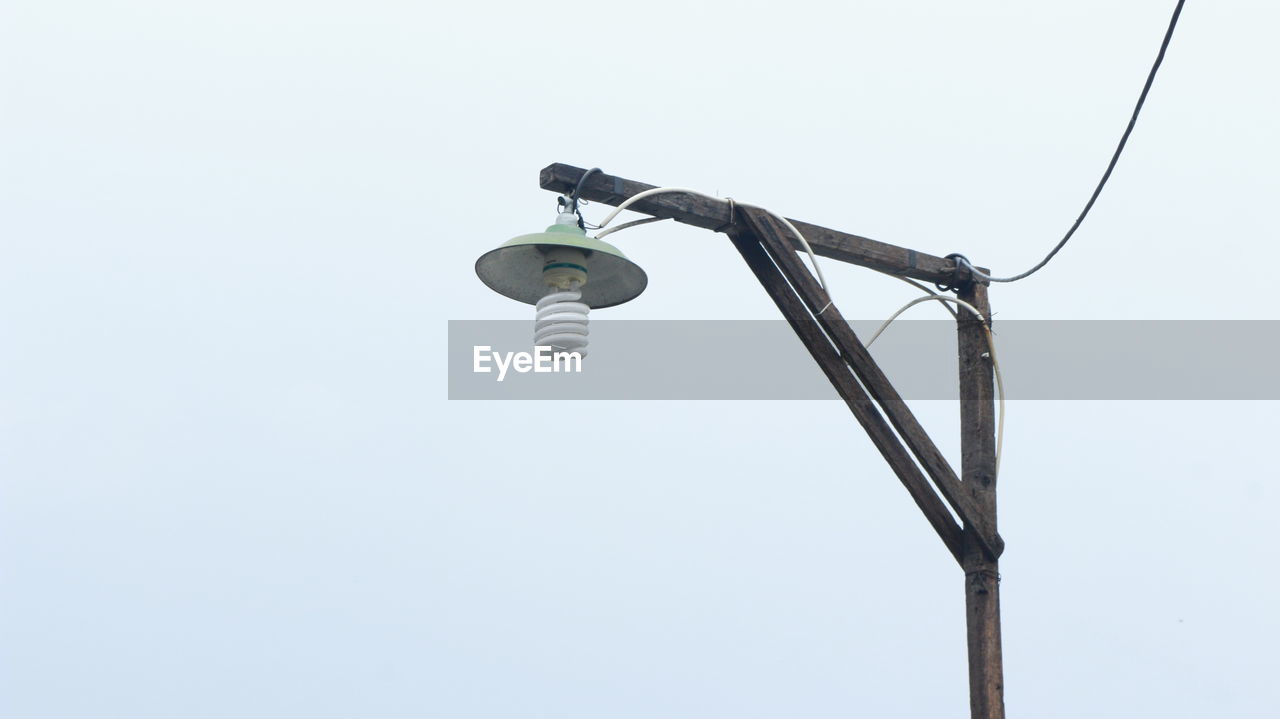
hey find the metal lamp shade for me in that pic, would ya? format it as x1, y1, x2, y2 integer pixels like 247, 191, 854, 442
475, 223, 648, 308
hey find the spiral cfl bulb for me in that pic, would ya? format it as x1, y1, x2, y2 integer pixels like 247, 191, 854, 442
532, 244, 590, 358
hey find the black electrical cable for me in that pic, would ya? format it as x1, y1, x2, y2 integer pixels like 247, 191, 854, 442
571, 167, 602, 209
962, 0, 1186, 283
565, 167, 603, 231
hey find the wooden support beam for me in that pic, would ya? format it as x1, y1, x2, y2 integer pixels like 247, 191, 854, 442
539, 163, 984, 286
739, 208, 1004, 559
956, 282, 1005, 719
728, 229, 965, 563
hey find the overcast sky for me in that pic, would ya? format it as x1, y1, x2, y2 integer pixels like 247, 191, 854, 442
3, 1, 1277, 717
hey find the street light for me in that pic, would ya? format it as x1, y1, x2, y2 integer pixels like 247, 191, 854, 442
474, 163, 1007, 718
474, 207, 647, 357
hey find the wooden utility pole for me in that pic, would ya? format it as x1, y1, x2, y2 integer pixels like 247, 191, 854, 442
541, 163, 1006, 718
958, 281, 1004, 718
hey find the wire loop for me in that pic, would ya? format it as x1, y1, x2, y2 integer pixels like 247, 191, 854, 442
713, 197, 737, 233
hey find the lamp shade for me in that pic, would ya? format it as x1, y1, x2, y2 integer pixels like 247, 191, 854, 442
475, 221, 647, 308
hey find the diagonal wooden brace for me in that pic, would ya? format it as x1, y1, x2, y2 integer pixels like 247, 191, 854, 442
729, 230, 966, 563
739, 208, 1004, 560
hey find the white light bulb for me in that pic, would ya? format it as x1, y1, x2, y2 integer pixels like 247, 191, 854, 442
533, 246, 590, 357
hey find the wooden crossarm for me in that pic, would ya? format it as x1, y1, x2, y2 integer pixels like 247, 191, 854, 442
539, 162, 985, 286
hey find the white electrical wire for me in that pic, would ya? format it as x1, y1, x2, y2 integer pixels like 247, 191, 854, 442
872, 268, 959, 318
590, 188, 952, 320
593, 216, 667, 239
866, 295, 1006, 478
593, 187, 831, 297
589, 185, 1003, 475
592, 197, 957, 321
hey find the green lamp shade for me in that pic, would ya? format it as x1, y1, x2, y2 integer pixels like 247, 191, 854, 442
475, 223, 648, 308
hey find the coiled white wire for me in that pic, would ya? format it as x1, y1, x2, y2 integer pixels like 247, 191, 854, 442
534, 286, 589, 357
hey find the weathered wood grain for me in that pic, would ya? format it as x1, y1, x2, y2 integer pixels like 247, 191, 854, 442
957, 282, 1005, 719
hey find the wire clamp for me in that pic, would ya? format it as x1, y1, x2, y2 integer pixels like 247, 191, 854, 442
965, 568, 1001, 595
713, 197, 736, 233
934, 253, 971, 293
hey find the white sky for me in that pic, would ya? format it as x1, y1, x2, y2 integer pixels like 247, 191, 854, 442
2, 1, 1277, 717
